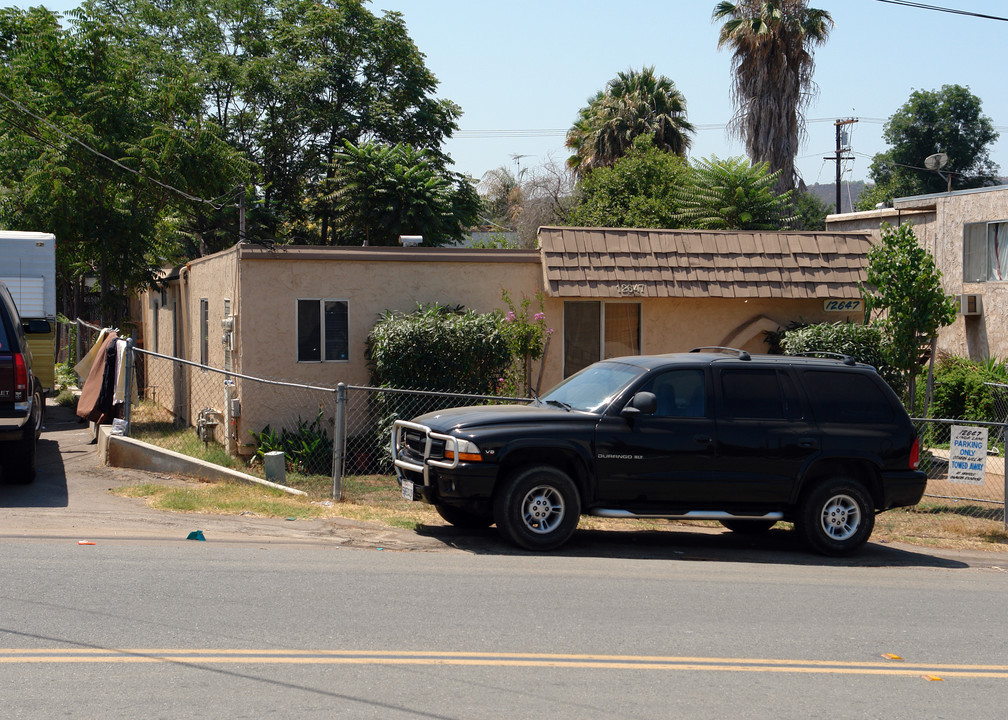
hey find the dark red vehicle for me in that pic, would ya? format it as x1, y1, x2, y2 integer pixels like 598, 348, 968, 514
0, 279, 46, 483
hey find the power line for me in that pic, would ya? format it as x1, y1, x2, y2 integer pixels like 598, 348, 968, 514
874, 0, 1008, 22
451, 117, 905, 140
0, 89, 235, 210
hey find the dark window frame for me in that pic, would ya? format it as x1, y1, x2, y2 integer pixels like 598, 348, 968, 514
297, 298, 349, 363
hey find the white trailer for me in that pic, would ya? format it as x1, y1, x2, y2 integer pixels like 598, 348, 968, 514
0, 231, 57, 391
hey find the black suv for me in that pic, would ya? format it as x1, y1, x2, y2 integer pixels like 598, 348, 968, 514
393, 349, 926, 555
0, 279, 46, 483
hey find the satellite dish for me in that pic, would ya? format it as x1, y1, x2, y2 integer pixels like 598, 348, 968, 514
925, 153, 948, 171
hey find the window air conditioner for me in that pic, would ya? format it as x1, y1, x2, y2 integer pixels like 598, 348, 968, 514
957, 293, 983, 316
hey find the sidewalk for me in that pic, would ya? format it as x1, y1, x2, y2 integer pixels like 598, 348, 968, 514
0, 400, 446, 551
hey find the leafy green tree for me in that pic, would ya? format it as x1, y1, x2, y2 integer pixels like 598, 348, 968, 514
862, 223, 957, 399
566, 66, 694, 178
87, 0, 463, 245
858, 84, 999, 209
713, 0, 833, 193
674, 155, 796, 230
0, 5, 248, 322
325, 140, 479, 246
566, 135, 688, 228
791, 191, 831, 230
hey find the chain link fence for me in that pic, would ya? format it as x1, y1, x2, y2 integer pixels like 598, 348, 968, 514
119, 345, 1008, 531
127, 347, 525, 498
340, 385, 529, 479
912, 383, 1008, 528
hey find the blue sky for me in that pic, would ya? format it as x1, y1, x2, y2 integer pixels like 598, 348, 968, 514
11, 0, 1008, 188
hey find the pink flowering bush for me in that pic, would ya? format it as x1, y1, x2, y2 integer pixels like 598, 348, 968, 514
500, 289, 552, 397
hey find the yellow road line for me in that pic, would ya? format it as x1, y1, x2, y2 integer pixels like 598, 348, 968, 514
0, 649, 1005, 678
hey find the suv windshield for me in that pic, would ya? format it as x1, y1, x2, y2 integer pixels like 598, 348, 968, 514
539, 361, 645, 413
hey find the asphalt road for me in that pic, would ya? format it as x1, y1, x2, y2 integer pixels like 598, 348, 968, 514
2, 402, 1008, 719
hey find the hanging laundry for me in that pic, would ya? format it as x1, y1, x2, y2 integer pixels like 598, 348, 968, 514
73, 327, 110, 380
76, 331, 118, 424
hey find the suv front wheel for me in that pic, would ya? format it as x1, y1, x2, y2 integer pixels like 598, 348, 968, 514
494, 465, 581, 551
798, 478, 875, 556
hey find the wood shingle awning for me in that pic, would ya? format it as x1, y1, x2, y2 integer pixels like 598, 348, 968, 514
537, 227, 873, 299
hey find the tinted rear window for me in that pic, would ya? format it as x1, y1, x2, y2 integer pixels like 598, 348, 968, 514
802, 370, 896, 424
719, 369, 785, 420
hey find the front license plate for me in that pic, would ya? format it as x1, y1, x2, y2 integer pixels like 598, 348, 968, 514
401, 479, 414, 501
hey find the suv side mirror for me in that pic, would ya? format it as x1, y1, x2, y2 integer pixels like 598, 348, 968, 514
23, 319, 51, 334
621, 391, 657, 418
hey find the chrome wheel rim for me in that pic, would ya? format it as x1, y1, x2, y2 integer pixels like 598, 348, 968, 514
32, 389, 43, 435
819, 493, 861, 541
521, 485, 565, 535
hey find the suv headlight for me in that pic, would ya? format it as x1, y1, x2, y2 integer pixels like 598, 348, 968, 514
444, 437, 482, 462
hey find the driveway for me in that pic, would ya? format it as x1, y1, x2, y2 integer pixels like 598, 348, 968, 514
0, 400, 444, 551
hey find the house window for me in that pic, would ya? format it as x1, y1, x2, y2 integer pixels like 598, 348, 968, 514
199, 298, 209, 366
563, 301, 641, 377
964, 221, 1008, 282
297, 299, 349, 362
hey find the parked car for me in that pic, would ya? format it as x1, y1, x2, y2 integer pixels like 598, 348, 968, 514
392, 349, 926, 555
0, 279, 47, 483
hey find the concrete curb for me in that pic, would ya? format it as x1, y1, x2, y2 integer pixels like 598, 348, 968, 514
97, 425, 307, 496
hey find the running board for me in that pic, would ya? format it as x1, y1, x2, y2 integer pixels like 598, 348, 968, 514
589, 510, 784, 521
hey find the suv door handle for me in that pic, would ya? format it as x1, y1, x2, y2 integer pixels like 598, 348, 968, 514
694, 435, 713, 447
798, 438, 818, 449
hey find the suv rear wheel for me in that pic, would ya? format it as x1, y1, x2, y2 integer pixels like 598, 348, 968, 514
798, 478, 874, 556
494, 465, 580, 551
31, 381, 44, 441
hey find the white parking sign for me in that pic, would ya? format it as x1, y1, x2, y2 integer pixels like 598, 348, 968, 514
948, 426, 988, 485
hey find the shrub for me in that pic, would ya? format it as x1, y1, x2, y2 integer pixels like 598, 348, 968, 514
367, 303, 510, 394
250, 409, 333, 476
915, 356, 1008, 422
780, 322, 901, 391
366, 303, 514, 472
499, 290, 552, 397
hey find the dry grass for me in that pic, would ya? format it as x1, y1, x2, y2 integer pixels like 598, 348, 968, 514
111, 473, 1008, 553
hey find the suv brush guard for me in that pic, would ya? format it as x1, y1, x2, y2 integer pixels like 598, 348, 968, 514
392, 419, 462, 487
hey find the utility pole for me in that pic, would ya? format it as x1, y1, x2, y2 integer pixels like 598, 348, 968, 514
825, 118, 857, 214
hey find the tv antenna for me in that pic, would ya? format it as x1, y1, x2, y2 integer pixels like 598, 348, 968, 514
510, 153, 530, 167
925, 152, 952, 192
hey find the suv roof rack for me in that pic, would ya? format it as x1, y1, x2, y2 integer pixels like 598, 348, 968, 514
794, 351, 857, 366
689, 346, 751, 361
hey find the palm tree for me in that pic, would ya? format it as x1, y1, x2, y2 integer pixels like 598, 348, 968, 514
713, 0, 833, 193
566, 66, 694, 178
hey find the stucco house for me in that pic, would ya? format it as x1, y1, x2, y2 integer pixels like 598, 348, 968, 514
139, 226, 873, 455
825, 184, 1008, 361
